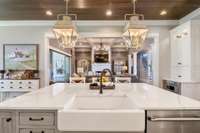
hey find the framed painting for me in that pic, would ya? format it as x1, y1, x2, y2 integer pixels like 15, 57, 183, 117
3, 44, 39, 70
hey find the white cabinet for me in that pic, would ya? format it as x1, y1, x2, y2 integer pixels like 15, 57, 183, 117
171, 67, 191, 81
170, 22, 191, 67
181, 83, 200, 101
0, 79, 39, 91
0, 79, 40, 102
170, 20, 200, 81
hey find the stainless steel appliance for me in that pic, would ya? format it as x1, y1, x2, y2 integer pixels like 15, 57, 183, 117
147, 110, 200, 133
162, 80, 181, 94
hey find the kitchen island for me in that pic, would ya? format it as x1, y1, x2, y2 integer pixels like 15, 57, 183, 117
0, 83, 200, 133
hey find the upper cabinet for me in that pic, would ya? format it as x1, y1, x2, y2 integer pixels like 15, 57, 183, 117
170, 20, 200, 81
170, 22, 191, 67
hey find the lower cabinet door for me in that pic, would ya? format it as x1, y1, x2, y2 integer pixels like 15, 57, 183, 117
20, 129, 55, 133
0, 113, 14, 133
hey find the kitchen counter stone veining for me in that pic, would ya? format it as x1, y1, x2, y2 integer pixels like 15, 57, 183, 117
0, 83, 200, 110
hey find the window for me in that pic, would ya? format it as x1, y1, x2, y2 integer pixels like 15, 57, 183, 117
50, 50, 70, 83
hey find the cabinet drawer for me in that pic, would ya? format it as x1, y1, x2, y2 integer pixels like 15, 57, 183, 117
171, 67, 191, 80
22, 80, 39, 90
0, 85, 5, 89
19, 112, 55, 126
20, 128, 55, 133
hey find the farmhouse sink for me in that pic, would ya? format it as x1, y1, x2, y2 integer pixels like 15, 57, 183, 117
58, 94, 145, 132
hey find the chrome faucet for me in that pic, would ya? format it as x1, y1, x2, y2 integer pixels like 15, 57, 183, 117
99, 69, 114, 94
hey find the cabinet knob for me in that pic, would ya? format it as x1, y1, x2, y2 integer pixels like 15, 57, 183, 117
178, 75, 182, 78
10, 87, 13, 89
177, 62, 182, 65
1, 82, 4, 84
19, 82, 22, 84
176, 35, 182, 38
10, 82, 13, 84
6, 118, 12, 122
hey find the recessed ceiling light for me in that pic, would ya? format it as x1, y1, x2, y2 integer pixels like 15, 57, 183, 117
106, 9, 112, 16
160, 10, 167, 16
46, 10, 53, 16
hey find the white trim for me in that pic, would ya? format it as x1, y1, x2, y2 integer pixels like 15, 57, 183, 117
49, 46, 72, 57
0, 21, 55, 26
76, 20, 178, 26
79, 32, 122, 38
0, 20, 178, 27
44, 33, 51, 86
179, 8, 200, 24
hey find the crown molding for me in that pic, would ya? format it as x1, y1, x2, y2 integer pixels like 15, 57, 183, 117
0, 20, 178, 27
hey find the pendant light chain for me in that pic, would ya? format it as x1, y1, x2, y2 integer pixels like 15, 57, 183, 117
65, 0, 69, 15
133, 0, 136, 15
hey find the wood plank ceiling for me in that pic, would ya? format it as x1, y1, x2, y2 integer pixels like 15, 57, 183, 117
0, 0, 199, 20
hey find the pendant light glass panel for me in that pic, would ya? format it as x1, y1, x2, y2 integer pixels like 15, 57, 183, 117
53, 0, 78, 48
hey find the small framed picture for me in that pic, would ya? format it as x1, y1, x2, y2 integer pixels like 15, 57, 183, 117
3, 44, 39, 70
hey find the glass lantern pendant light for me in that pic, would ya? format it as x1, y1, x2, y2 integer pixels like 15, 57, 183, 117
53, 0, 78, 48
123, 0, 148, 50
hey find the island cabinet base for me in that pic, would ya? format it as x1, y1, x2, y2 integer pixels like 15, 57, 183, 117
0, 110, 57, 133
0, 109, 145, 133
3, 109, 200, 133
146, 110, 200, 133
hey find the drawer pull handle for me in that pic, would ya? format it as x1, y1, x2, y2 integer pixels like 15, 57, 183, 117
10, 82, 13, 84
19, 87, 22, 89
19, 82, 22, 84
10, 87, 13, 89
148, 117, 200, 121
1, 82, 4, 84
177, 62, 182, 65
28, 82, 32, 84
6, 118, 12, 122
29, 117, 44, 121
30, 131, 44, 133
178, 75, 182, 78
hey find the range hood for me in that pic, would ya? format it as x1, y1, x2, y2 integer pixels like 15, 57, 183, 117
94, 41, 109, 63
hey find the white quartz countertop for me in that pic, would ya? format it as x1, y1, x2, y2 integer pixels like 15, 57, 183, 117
1, 83, 200, 110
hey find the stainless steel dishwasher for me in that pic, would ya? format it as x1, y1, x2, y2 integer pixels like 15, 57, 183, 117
147, 110, 200, 133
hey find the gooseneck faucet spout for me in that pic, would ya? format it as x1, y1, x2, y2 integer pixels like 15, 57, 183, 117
100, 69, 114, 94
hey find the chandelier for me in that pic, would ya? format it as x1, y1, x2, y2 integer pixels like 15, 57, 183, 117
53, 0, 78, 48
123, 0, 148, 50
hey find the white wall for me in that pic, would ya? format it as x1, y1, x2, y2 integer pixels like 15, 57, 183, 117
0, 26, 51, 87
0, 21, 174, 87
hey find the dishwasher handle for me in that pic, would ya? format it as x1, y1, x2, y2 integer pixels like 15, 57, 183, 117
148, 117, 200, 121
